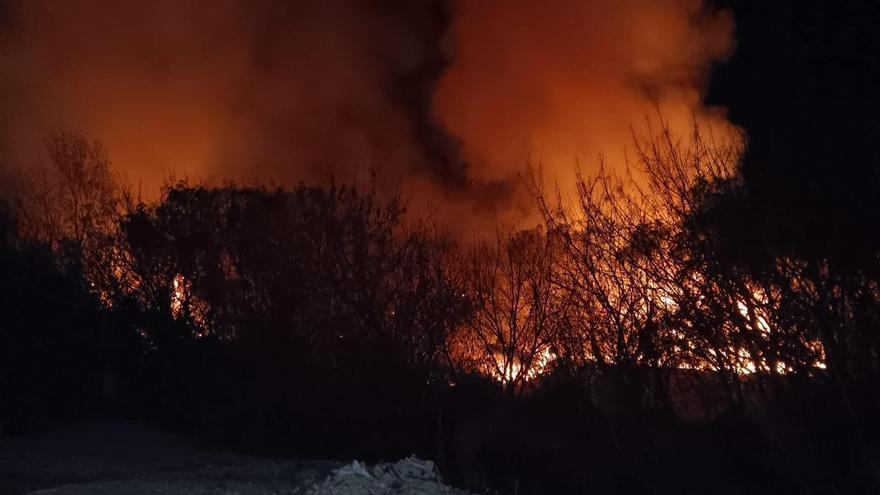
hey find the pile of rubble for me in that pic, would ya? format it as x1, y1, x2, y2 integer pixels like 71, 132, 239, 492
304, 457, 473, 495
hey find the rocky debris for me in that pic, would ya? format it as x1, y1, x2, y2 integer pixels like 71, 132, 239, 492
305, 457, 472, 495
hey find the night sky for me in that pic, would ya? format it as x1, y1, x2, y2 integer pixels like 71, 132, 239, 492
708, 0, 880, 264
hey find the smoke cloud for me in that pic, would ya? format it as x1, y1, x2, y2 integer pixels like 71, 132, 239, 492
434, 0, 733, 208
0, 0, 733, 227
0, 1, 452, 189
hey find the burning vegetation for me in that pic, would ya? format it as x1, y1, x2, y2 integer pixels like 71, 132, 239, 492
4, 122, 876, 493
8, 125, 833, 394
6, 122, 849, 385
3, 1, 880, 494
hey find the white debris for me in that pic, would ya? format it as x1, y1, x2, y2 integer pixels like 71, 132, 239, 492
304, 456, 473, 495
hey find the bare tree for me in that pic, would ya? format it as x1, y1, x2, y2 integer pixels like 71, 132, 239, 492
532, 119, 826, 398
455, 228, 571, 395
13, 132, 120, 251
9, 132, 134, 307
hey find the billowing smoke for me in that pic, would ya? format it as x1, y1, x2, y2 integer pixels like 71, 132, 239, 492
434, 0, 734, 215
0, 0, 454, 190
0, 0, 733, 227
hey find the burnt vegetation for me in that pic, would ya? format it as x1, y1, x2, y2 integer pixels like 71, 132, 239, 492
2, 125, 880, 495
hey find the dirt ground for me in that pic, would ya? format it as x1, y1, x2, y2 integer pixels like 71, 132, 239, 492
0, 421, 472, 495
0, 421, 343, 494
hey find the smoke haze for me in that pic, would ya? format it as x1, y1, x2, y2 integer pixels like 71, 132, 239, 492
0, 0, 734, 227
435, 0, 733, 183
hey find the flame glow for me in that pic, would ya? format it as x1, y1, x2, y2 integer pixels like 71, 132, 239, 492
485, 347, 555, 387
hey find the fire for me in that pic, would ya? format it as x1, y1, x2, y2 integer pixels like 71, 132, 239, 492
736, 288, 771, 335
169, 273, 209, 334
170, 274, 187, 319
486, 347, 555, 386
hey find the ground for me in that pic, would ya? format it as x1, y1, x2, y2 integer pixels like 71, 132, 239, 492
0, 421, 468, 495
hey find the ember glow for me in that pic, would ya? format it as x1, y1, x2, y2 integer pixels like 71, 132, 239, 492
488, 347, 555, 387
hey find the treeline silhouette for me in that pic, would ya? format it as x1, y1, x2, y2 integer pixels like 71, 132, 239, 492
2, 129, 880, 494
